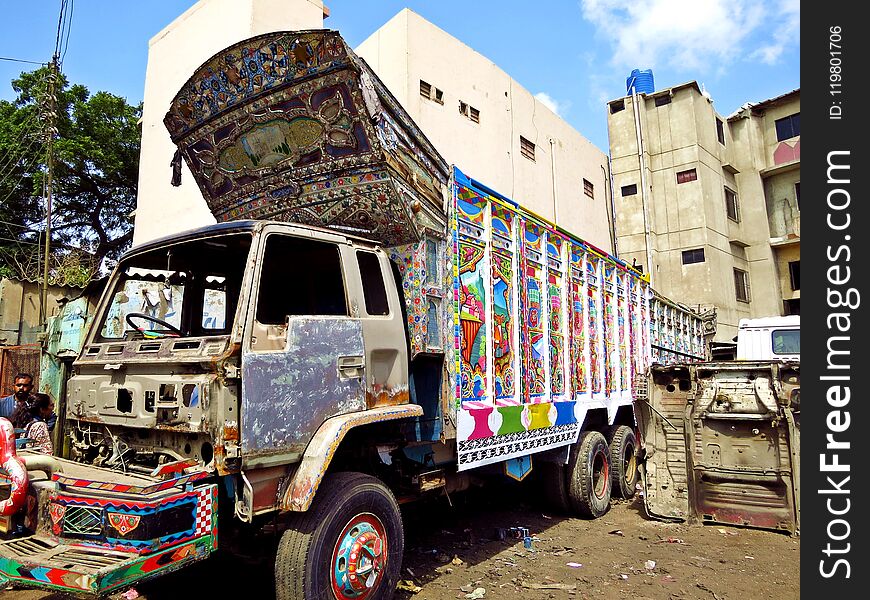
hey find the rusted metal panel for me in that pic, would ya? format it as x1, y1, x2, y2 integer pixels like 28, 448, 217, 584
240, 317, 366, 463
640, 362, 799, 534
279, 404, 423, 512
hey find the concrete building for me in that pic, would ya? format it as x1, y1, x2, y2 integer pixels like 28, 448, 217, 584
133, 0, 327, 245
134, 4, 614, 253
607, 83, 800, 341
356, 9, 613, 251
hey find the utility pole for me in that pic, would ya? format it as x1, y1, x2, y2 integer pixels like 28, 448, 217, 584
39, 55, 58, 325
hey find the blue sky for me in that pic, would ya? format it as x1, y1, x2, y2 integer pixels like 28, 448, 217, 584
1, 0, 799, 152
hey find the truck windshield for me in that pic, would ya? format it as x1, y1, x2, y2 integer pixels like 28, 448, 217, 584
98, 233, 253, 340
771, 329, 800, 355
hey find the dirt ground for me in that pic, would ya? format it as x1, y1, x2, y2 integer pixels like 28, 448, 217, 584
2, 482, 799, 600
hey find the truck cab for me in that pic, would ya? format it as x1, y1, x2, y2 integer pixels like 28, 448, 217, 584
735, 315, 800, 361
0, 220, 415, 595
70, 219, 410, 492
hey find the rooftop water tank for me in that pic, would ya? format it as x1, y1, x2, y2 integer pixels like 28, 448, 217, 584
626, 69, 655, 95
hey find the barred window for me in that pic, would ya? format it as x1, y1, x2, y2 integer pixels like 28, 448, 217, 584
459, 101, 480, 123
520, 136, 535, 161
725, 188, 739, 222
419, 80, 444, 104
681, 248, 705, 265
734, 268, 750, 303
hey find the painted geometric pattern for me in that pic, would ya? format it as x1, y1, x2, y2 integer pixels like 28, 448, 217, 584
166, 31, 351, 135
165, 30, 449, 248
48, 484, 217, 554
0, 537, 214, 594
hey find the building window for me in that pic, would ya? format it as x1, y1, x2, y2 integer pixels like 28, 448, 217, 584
520, 136, 536, 161
654, 95, 671, 107
610, 100, 625, 113
716, 118, 725, 145
621, 184, 638, 196
724, 187, 739, 222
459, 101, 480, 123
789, 260, 800, 291
583, 179, 594, 198
784, 298, 800, 316
795, 181, 800, 210
774, 113, 800, 141
419, 80, 443, 104
734, 268, 751, 303
676, 168, 697, 184
681, 248, 705, 265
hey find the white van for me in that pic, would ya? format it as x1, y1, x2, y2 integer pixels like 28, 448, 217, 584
735, 315, 800, 361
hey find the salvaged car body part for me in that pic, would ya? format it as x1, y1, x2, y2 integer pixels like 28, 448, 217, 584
638, 362, 800, 534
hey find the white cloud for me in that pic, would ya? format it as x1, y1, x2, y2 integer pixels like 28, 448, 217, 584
580, 0, 798, 72
750, 0, 800, 65
535, 92, 571, 117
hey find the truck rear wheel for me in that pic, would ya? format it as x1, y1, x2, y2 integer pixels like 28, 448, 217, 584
538, 460, 571, 513
609, 426, 639, 499
275, 472, 403, 600
566, 431, 612, 518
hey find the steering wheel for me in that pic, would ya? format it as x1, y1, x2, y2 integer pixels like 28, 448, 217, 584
125, 312, 183, 337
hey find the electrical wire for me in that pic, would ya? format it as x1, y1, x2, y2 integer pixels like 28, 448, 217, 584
60, 0, 75, 64
0, 57, 46, 66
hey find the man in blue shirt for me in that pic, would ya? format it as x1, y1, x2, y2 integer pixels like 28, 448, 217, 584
0, 372, 37, 421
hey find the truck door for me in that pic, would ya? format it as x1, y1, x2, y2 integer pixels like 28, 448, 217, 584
240, 232, 366, 465
345, 247, 410, 407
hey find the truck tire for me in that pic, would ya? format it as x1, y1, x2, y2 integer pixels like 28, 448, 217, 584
609, 426, 639, 499
538, 461, 571, 513
275, 472, 403, 600
566, 431, 612, 518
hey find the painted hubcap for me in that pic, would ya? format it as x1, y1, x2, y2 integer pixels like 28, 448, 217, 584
331, 513, 387, 599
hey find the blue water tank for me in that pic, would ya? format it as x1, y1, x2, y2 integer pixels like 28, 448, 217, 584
626, 69, 655, 95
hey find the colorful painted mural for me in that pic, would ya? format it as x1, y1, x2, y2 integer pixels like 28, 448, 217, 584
165, 30, 450, 247
451, 169, 659, 470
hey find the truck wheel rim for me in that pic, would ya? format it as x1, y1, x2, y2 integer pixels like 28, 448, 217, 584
623, 443, 636, 485
593, 450, 609, 500
331, 512, 387, 599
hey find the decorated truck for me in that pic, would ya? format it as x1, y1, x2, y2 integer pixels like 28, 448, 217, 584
0, 30, 709, 598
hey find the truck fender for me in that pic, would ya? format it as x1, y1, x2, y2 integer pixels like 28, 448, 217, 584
279, 404, 423, 512
0, 418, 28, 516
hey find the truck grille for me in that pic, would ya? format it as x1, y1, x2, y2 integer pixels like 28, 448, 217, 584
63, 505, 103, 536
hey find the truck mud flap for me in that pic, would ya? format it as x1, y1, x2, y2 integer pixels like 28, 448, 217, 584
0, 534, 214, 594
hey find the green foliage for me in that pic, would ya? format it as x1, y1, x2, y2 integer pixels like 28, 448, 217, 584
0, 66, 142, 283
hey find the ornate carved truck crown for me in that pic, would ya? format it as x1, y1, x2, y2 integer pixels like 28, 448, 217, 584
164, 29, 450, 246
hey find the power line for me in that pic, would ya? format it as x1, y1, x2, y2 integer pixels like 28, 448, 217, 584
0, 57, 46, 66
60, 0, 75, 64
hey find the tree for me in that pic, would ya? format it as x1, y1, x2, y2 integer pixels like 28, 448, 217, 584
0, 66, 141, 283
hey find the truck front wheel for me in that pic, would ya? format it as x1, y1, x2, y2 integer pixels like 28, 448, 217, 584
567, 431, 612, 518
275, 472, 403, 600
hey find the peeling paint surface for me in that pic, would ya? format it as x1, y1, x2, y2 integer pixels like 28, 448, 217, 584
639, 363, 799, 534
241, 317, 365, 457
281, 404, 423, 512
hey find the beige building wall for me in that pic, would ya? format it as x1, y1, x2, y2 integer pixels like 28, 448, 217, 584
607, 83, 800, 341
0, 278, 81, 346
356, 9, 613, 252
133, 0, 326, 246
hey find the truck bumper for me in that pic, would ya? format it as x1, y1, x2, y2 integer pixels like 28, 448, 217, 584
0, 479, 219, 594
0, 533, 214, 594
